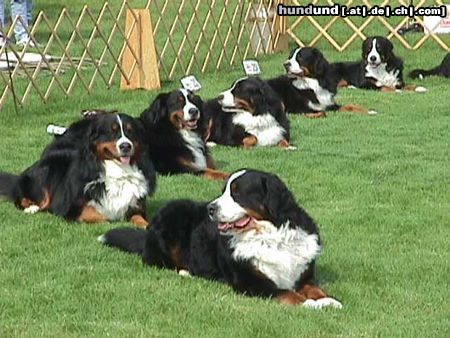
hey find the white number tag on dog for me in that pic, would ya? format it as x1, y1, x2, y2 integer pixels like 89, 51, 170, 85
181, 75, 202, 92
243, 60, 261, 75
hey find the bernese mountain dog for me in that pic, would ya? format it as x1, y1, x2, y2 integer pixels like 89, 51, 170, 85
410, 53, 450, 79
0, 113, 156, 228
334, 36, 426, 92
203, 77, 294, 149
99, 169, 342, 309
268, 46, 377, 117
139, 88, 228, 180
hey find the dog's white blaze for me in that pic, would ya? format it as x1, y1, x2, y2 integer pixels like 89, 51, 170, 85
218, 77, 248, 111
229, 221, 322, 290
86, 160, 148, 221
365, 63, 401, 88
116, 114, 133, 155
180, 88, 198, 121
367, 38, 381, 65
179, 129, 207, 169
232, 112, 285, 146
211, 170, 247, 222
287, 47, 302, 74
292, 77, 335, 111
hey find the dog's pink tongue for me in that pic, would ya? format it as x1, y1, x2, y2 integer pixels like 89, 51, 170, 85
120, 156, 131, 165
234, 216, 251, 228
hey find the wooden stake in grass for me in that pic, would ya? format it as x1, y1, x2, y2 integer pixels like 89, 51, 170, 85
120, 9, 160, 91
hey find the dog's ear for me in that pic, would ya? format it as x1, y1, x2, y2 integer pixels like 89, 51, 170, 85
382, 39, 395, 63
313, 49, 329, 77
261, 173, 295, 224
141, 93, 169, 125
252, 80, 283, 115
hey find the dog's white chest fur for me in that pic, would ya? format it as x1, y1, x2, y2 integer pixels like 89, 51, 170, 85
365, 63, 400, 88
293, 77, 335, 111
179, 130, 207, 169
232, 112, 285, 146
229, 222, 321, 290
86, 160, 148, 221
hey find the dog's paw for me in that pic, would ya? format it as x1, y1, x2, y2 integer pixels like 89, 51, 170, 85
178, 269, 192, 277
206, 142, 217, 148
284, 145, 297, 151
23, 205, 40, 214
368, 110, 378, 116
303, 297, 343, 310
395, 89, 402, 93
415, 86, 427, 93
347, 85, 357, 89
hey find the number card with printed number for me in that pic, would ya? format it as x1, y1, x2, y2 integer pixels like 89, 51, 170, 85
243, 60, 261, 76
181, 75, 202, 92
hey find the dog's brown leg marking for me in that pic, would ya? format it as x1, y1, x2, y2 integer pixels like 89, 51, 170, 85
204, 118, 213, 141
130, 214, 149, 229
38, 189, 52, 211
178, 157, 228, 180
403, 84, 417, 92
206, 155, 216, 170
337, 79, 348, 88
203, 169, 230, 180
304, 112, 327, 118
297, 284, 328, 300
275, 291, 307, 306
170, 245, 187, 269
277, 139, 291, 148
242, 135, 258, 149
339, 104, 369, 114
78, 206, 107, 223
380, 86, 396, 92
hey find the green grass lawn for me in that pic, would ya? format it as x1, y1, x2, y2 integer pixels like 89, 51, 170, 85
1, 1, 450, 337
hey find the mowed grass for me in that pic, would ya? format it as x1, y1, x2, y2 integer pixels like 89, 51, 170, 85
1, 2, 450, 338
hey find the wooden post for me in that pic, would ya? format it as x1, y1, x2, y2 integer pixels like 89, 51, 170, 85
121, 9, 160, 91
272, 0, 289, 52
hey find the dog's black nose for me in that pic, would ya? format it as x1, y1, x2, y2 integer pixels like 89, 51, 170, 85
119, 142, 132, 154
283, 61, 291, 70
207, 203, 216, 218
369, 55, 377, 62
189, 108, 199, 118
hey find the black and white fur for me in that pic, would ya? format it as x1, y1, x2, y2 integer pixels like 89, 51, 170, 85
203, 77, 292, 148
0, 113, 155, 226
267, 47, 377, 116
334, 36, 426, 92
99, 169, 341, 308
140, 88, 227, 179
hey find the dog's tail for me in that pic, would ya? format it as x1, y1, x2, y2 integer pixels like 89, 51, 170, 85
409, 66, 440, 79
0, 172, 19, 201
97, 227, 147, 256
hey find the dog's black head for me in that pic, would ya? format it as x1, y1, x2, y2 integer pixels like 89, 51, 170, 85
141, 89, 203, 131
362, 36, 394, 67
283, 47, 329, 79
217, 77, 283, 116
206, 169, 314, 234
88, 113, 144, 166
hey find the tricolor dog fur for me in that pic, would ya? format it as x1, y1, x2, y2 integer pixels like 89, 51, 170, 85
0, 113, 155, 228
410, 53, 450, 80
99, 169, 342, 309
334, 36, 426, 93
203, 77, 294, 149
140, 88, 228, 180
268, 46, 377, 117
